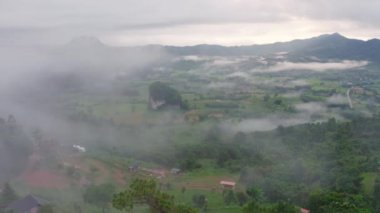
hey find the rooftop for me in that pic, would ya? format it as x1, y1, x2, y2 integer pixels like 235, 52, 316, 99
220, 181, 236, 186
6, 194, 47, 212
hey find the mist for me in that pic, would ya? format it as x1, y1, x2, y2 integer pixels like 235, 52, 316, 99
223, 102, 340, 133
0, 37, 174, 154
1, 1, 380, 212
265, 60, 369, 72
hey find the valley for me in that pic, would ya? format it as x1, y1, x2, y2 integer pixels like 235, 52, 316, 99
2, 34, 380, 212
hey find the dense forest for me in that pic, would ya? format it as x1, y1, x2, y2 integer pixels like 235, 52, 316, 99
149, 81, 188, 110
91, 113, 380, 212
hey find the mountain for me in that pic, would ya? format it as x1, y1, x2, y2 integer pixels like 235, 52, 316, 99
63, 33, 380, 62
163, 33, 380, 61
66, 36, 106, 49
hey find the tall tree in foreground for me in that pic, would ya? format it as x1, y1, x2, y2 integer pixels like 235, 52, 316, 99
113, 178, 197, 213
308, 190, 371, 213
37, 204, 54, 213
374, 175, 380, 212
83, 183, 115, 213
0, 182, 18, 207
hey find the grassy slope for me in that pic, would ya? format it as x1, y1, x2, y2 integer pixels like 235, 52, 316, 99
361, 172, 377, 196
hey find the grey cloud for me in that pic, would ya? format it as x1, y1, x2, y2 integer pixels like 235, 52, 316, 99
0, 0, 289, 28
292, 0, 380, 27
1, 0, 380, 45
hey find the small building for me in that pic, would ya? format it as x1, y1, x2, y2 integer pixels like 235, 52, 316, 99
220, 181, 236, 190
141, 168, 166, 179
208, 112, 224, 119
128, 163, 140, 172
300, 208, 310, 213
73, 144, 86, 152
5, 194, 47, 213
170, 168, 181, 175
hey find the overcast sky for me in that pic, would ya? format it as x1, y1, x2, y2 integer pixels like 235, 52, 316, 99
1, 0, 380, 46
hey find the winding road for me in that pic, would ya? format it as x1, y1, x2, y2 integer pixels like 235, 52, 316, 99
346, 88, 353, 109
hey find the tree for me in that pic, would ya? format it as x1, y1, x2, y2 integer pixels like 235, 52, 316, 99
270, 202, 298, 213
233, 132, 247, 144
192, 194, 207, 210
242, 199, 299, 213
223, 190, 236, 205
374, 175, 380, 211
148, 81, 185, 110
246, 187, 263, 202
179, 158, 202, 171
321, 124, 364, 194
242, 200, 268, 213
274, 99, 282, 105
73, 202, 82, 213
308, 190, 371, 213
263, 94, 270, 102
37, 205, 54, 213
181, 187, 186, 194
113, 178, 197, 213
235, 192, 249, 206
83, 183, 115, 213
0, 182, 18, 206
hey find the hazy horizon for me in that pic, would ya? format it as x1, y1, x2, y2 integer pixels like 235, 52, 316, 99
2, 32, 378, 48
1, 0, 380, 46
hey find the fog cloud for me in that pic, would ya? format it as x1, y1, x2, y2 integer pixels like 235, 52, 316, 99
266, 60, 368, 72
0, 37, 171, 153
225, 102, 331, 133
327, 94, 348, 105
226, 116, 310, 132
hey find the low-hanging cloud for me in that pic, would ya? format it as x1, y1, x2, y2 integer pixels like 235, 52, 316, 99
288, 79, 310, 87
207, 82, 235, 89
224, 116, 309, 132
327, 94, 348, 105
0, 37, 172, 153
226, 71, 250, 79
224, 102, 330, 133
295, 102, 327, 114
265, 60, 368, 72
0, 37, 168, 92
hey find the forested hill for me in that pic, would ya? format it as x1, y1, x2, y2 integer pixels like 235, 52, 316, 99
64, 33, 380, 62
163, 33, 380, 60
113, 114, 380, 212
238, 115, 380, 212
148, 81, 187, 110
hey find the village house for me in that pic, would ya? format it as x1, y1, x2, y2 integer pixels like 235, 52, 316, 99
220, 180, 236, 190
170, 168, 181, 175
141, 168, 166, 179
128, 163, 140, 172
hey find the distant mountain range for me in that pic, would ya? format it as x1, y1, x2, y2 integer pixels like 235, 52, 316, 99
163, 33, 380, 61
68, 33, 380, 61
